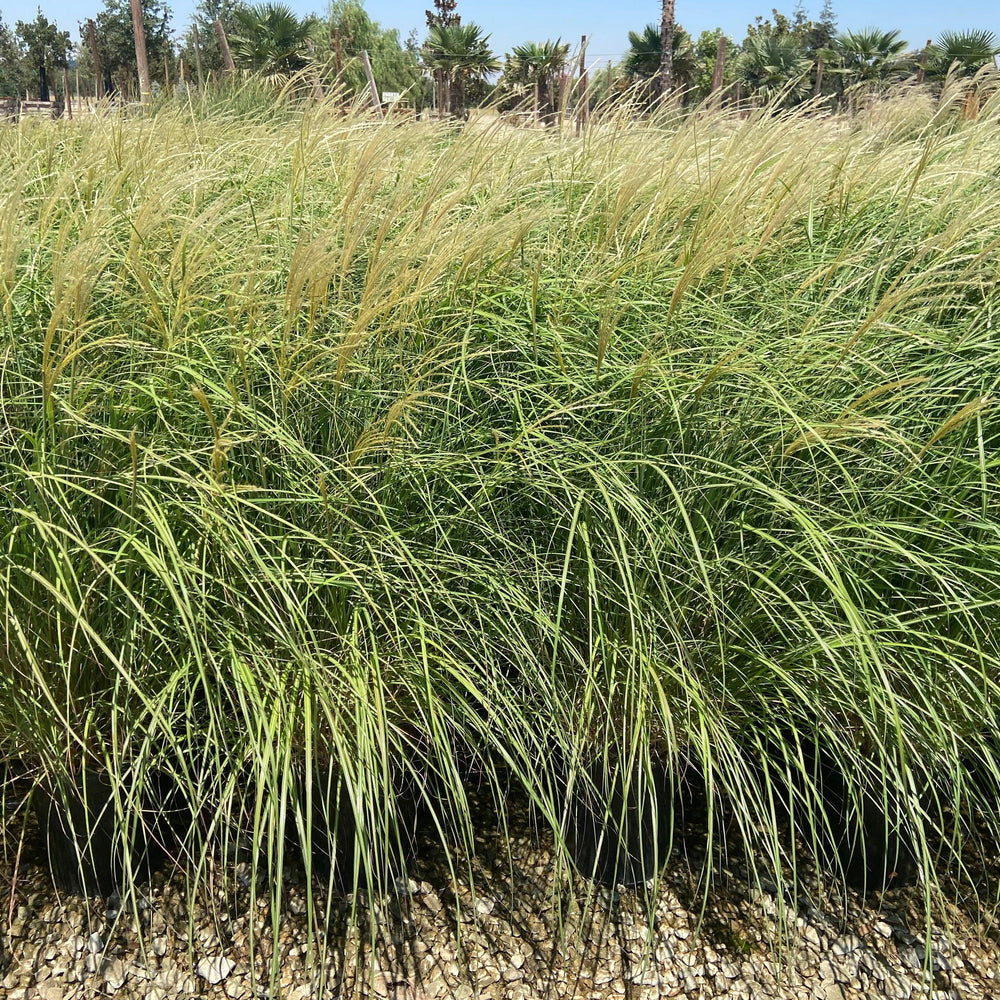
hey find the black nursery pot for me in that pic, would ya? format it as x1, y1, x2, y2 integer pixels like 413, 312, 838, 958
961, 731, 1000, 807
760, 734, 918, 894
35, 770, 183, 897
288, 767, 425, 894
566, 754, 705, 888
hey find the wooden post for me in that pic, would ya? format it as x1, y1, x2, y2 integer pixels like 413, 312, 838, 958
711, 36, 726, 97
360, 49, 384, 119
576, 35, 588, 135
164, 53, 171, 94
88, 20, 105, 99
130, 0, 152, 108
916, 40, 932, 86
192, 25, 205, 88
214, 20, 236, 74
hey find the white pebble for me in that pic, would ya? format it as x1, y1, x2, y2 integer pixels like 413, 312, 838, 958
196, 956, 236, 984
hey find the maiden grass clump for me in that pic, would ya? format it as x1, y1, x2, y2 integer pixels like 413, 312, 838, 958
2, 82, 1000, 932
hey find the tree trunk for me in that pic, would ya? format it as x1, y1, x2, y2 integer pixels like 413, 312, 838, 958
38, 65, 50, 103
192, 25, 205, 89
88, 20, 105, 100
710, 36, 726, 97
130, 0, 152, 108
916, 40, 931, 86
333, 28, 343, 94
659, 0, 676, 97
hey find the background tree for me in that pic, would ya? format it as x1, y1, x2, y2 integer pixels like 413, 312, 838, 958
509, 38, 568, 124
15, 12, 71, 102
744, 5, 838, 101
426, 21, 496, 117
692, 29, 740, 100
321, 1, 423, 105
798, 0, 837, 57
929, 30, 1000, 78
424, 0, 459, 110
87, 0, 173, 98
0, 14, 26, 98
624, 23, 696, 104
834, 28, 907, 84
229, 2, 316, 76
176, 0, 241, 80
494, 48, 533, 112
424, 0, 458, 28
737, 32, 811, 106
833, 27, 907, 108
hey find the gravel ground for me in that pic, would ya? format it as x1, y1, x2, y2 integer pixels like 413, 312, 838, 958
3, 780, 1000, 1000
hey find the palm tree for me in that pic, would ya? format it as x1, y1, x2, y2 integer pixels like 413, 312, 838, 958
927, 30, 1000, 119
624, 23, 697, 104
229, 2, 316, 76
930, 30, 1000, 77
737, 34, 812, 107
426, 22, 498, 118
833, 27, 907, 89
660, 0, 676, 95
510, 39, 569, 125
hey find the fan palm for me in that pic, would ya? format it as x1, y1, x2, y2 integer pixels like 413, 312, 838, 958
229, 2, 317, 77
624, 23, 697, 103
510, 39, 570, 124
833, 28, 908, 87
425, 22, 498, 117
737, 33, 812, 107
930, 30, 1000, 76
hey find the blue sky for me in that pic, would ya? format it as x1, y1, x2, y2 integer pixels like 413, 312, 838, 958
1, 1, 997, 68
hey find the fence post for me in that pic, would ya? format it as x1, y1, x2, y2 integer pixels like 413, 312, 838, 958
63, 66, 73, 119
214, 20, 236, 75
576, 36, 589, 135
361, 50, 384, 120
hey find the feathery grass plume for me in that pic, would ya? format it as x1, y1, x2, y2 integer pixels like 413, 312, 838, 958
1, 85, 999, 982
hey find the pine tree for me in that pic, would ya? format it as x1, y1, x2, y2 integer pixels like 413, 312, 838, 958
425, 1, 459, 29
819, 0, 837, 37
